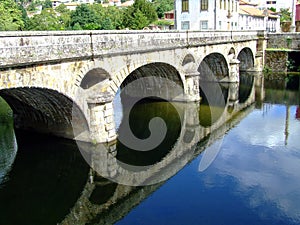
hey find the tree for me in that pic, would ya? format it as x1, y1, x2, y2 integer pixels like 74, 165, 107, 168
18, 3, 29, 30
55, 4, 71, 29
70, 4, 100, 30
122, 0, 157, 29
27, 8, 64, 30
103, 6, 124, 29
0, 0, 24, 31
280, 8, 291, 22
42, 0, 53, 9
133, 0, 157, 23
153, 0, 173, 19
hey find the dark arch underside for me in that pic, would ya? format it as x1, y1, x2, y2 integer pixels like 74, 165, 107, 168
237, 48, 255, 71
0, 88, 87, 139
198, 53, 229, 81
80, 68, 110, 90
120, 62, 184, 101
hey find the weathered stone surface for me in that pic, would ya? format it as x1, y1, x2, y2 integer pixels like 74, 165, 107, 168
265, 51, 288, 73
267, 33, 300, 50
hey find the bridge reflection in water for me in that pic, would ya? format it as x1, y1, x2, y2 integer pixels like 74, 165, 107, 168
0, 73, 261, 225
62, 73, 260, 224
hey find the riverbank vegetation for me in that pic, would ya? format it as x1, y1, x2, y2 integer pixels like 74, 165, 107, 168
0, 0, 173, 31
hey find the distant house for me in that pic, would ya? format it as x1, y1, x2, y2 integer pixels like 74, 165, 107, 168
161, 10, 175, 29
239, 1, 265, 30
120, 0, 134, 7
64, 2, 81, 10
258, 0, 295, 13
174, 0, 239, 30
51, 0, 95, 9
109, 0, 121, 6
164, 10, 175, 19
264, 9, 280, 32
238, 0, 279, 31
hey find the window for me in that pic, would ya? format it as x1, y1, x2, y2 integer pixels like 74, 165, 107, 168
182, 21, 190, 30
200, 0, 208, 10
200, 20, 208, 30
182, 0, 189, 12
220, 0, 222, 9
219, 21, 222, 29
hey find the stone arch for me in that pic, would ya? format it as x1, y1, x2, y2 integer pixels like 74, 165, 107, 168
80, 68, 111, 90
237, 47, 255, 71
198, 53, 229, 81
181, 53, 199, 75
0, 87, 87, 139
182, 54, 196, 66
111, 62, 186, 98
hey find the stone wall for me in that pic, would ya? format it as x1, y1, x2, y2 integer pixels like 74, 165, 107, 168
265, 50, 288, 73
267, 33, 300, 50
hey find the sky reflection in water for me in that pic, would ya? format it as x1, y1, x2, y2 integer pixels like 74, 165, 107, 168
117, 104, 300, 225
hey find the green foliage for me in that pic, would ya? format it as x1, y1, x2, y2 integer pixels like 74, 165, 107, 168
42, 0, 53, 9
27, 8, 64, 30
263, 65, 272, 74
18, 3, 29, 29
280, 8, 291, 22
3, 1, 160, 31
103, 6, 124, 29
153, 0, 173, 19
27, 0, 42, 12
55, 4, 71, 29
268, 7, 276, 12
133, 0, 157, 22
70, 4, 100, 29
154, 19, 173, 26
0, 0, 24, 30
123, 0, 157, 29
286, 58, 295, 71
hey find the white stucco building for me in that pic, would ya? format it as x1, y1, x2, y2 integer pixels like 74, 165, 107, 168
258, 0, 294, 11
175, 0, 240, 30
175, 0, 280, 31
239, 0, 280, 31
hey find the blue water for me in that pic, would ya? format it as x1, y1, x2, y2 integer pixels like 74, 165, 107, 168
116, 104, 300, 225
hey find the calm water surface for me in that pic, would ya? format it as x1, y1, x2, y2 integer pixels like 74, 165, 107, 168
0, 74, 299, 225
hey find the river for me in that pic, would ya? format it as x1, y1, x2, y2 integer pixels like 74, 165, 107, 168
0, 73, 299, 225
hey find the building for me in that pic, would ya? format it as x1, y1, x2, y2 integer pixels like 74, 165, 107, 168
175, 0, 280, 31
264, 9, 280, 31
257, 0, 294, 12
51, 0, 94, 9
239, 0, 265, 30
238, 0, 279, 31
175, 0, 239, 30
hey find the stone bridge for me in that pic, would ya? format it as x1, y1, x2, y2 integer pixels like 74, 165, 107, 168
0, 30, 266, 143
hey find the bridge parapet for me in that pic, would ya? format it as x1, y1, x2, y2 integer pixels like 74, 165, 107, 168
0, 30, 259, 69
